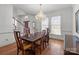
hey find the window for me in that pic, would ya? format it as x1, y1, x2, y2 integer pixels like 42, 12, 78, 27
41, 17, 49, 30
50, 16, 61, 35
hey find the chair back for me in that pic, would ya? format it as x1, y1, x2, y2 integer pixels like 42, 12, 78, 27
42, 30, 46, 35
42, 30, 46, 41
14, 31, 23, 50
47, 28, 49, 35
46, 28, 49, 43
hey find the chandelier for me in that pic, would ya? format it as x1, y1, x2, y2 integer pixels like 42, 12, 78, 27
35, 4, 46, 20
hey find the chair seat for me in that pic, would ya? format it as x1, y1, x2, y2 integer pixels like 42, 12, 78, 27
35, 40, 41, 45
23, 43, 32, 50
23, 41, 30, 44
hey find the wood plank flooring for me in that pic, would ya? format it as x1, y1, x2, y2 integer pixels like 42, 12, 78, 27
0, 39, 64, 55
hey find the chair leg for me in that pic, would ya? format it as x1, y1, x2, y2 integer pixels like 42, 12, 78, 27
45, 42, 47, 47
22, 50, 25, 55
47, 40, 49, 46
43, 41, 46, 48
17, 48, 19, 55
43, 42, 44, 49
40, 46, 42, 54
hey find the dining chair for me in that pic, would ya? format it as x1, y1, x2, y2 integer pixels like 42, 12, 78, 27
46, 28, 49, 45
14, 31, 32, 55
43, 28, 49, 48
34, 31, 46, 54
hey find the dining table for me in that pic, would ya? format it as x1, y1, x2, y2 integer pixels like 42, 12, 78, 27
20, 32, 45, 54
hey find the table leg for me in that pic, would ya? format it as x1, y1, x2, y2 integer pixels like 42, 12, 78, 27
32, 42, 36, 55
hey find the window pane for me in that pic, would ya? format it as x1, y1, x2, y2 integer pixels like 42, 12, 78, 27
50, 16, 61, 35
41, 17, 49, 30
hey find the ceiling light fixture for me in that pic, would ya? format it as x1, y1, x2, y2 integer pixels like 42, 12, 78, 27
35, 4, 46, 20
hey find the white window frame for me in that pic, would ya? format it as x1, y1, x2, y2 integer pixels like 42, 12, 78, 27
50, 16, 61, 35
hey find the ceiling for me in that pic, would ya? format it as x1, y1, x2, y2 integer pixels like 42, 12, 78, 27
14, 4, 73, 15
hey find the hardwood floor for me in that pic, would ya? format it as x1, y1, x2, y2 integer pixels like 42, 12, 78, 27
42, 39, 64, 55
0, 43, 17, 55
0, 39, 64, 55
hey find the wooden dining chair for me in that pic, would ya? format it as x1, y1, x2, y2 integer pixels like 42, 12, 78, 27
14, 31, 32, 55
43, 28, 49, 48
35, 31, 46, 54
46, 28, 49, 45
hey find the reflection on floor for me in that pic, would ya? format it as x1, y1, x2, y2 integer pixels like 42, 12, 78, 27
0, 39, 64, 55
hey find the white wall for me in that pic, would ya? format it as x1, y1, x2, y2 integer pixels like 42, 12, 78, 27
47, 7, 73, 40
0, 5, 15, 47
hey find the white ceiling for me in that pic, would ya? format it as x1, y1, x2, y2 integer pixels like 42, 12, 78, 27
14, 4, 73, 15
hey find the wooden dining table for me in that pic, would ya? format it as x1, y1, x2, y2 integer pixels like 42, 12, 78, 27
20, 32, 45, 54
